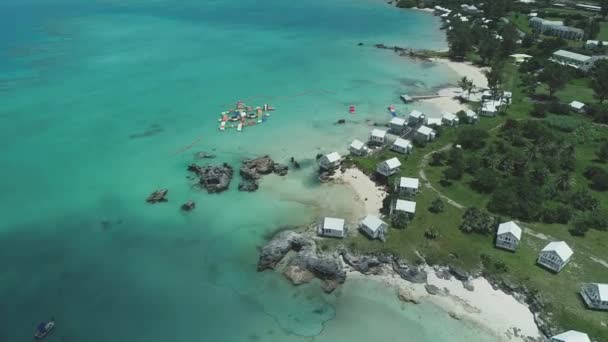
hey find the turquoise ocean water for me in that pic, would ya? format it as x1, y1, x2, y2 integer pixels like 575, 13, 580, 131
0, 0, 500, 341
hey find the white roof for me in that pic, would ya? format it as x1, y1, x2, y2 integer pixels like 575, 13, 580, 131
497, 221, 522, 240
551, 330, 590, 342
350, 139, 365, 150
570, 101, 585, 109
399, 177, 419, 189
361, 215, 386, 232
588, 283, 608, 301
542, 241, 573, 261
324, 152, 342, 163
383, 157, 401, 169
426, 118, 442, 126
509, 53, 532, 59
417, 125, 435, 136
371, 129, 387, 138
409, 110, 424, 119
390, 117, 406, 126
393, 138, 412, 149
553, 50, 592, 62
442, 112, 457, 121
323, 217, 345, 231
465, 109, 478, 117
395, 199, 416, 214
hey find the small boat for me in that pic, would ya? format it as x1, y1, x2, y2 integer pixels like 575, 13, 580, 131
219, 121, 226, 131
230, 115, 240, 122
34, 319, 55, 339
237, 123, 243, 132
247, 113, 257, 119
349, 105, 356, 114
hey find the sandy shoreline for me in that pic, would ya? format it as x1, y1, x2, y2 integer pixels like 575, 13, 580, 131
332, 167, 387, 217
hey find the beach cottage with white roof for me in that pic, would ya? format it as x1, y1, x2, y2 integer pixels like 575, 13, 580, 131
580, 283, 608, 311
389, 117, 407, 133
318, 217, 346, 238
408, 110, 425, 126
395, 177, 419, 196
425, 117, 442, 126
415, 125, 436, 142
537, 241, 573, 272
391, 138, 413, 155
360, 215, 388, 240
392, 199, 416, 218
349, 139, 367, 156
465, 110, 479, 124
480, 100, 501, 116
569, 100, 586, 113
319, 152, 342, 170
495, 221, 522, 251
550, 330, 591, 342
370, 129, 387, 145
441, 112, 459, 126
376, 157, 401, 177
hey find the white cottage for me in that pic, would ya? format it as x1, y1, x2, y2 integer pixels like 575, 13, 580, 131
395, 177, 419, 196
349, 139, 367, 156
550, 330, 591, 342
495, 221, 522, 251
415, 125, 436, 142
318, 217, 346, 238
425, 117, 443, 127
441, 112, 459, 126
480, 100, 501, 117
376, 157, 401, 177
408, 110, 425, 126
570, 100, 586, 113
580, 283, 608, 311
465, 110, 479, 124
389, 117, 407, 133
370, 129, 387, 145
360, 214, 388, 240
537, 241, 573, 272
391, 138, 413, 155
319, 152, 342, 170
393, 199, 416, 218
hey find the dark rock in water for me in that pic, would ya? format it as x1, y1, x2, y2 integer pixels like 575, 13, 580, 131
181, 200, 196, 211
146, 189, 168, 203
358, 42, 364, 46
392, 261, 427, 283
194, 151, 216, 159
315, 153, 323, 160
449, 265, 470, 281
336, 119, 346, 124
257, 231, 312, 271
189, 163, 233, 193
290, 157, 295, 163
241, 155, 275, 179
238, 180, 259, 192
273, 163, 288, 176
294, 161, 300, 169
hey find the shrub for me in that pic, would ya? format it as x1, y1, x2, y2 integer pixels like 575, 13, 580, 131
590, 170, 608, 191
456, 127, 490, 149
460, 207, 498, 235
396, 0, 417, 8
530, 103, 547, 118
392, 211, 410, 229
430, 151, 445, 166
597, 141, 608, 162
548, 101, 571, 115
544, 115, 583, 132
429, 197, 445, 213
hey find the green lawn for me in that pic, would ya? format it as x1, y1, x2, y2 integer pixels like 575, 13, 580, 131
509, 12, 532, 34
598, 21, 608, 41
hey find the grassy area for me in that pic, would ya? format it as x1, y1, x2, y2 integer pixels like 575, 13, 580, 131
598, 21, 608, 41
509, 12, 532, 34
537, 78, 597, 104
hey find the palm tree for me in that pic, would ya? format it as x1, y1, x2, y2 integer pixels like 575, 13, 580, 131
458, 77, 471, 99
555, 172, 573, 192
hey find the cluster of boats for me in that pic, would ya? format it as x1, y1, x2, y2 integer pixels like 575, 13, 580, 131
218, 101, 275, 132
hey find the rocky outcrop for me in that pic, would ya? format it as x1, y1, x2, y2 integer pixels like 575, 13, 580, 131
146, 189, 168, 203
238, 180, 259, 192
188, 163, 234, 193
181, 200, 195, 211
397, 287, 420, 304
194, 151, 216, 159
424, 284, 442, 295
283, 264, 315, 285
238, 156, 288, 192
449, 265, 470, 281
392, 261, 428, 284
341, 252, 385, 274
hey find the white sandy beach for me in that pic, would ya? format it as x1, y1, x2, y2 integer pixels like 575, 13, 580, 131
332, 167, 387, 217
346, 267, 542, 342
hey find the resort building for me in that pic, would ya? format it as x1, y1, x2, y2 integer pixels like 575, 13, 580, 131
529, 18, 584, 40
415, 125, 436, 142
360, 214, 388, 240
570, 100, 586, 113
441, 112, 459, 126
318, 217, 345, 238
392, 199, 416, 218
465, 110, 479, 124
495, 221, 522, 251
389, 117, 407, 133
349, 139, 367, 156
425, 117, 442, 127
510, 53, 533, 64
585, 40, 608, 49
319, 152, 342, 170
395, 176, 420, 196
580, 283, 608, 311
537, 241, 573, 272
376, 157, 401, 177
370, 129, 387, 145
408, 110, 425, 126
550, 50, 608, 72
480, 100, 501, 116
460, 4, 481, 13
550, 330, 591, 342
391, 138, 413, 155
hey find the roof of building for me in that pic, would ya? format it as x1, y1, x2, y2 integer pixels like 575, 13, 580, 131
585, 283, 608, 301
553, 50, 592, 62
551, 330, 591, 342
417, 125, 436, 136
393, 138, 412, 149
541, 241, 574, 261
510, 53, 533, 59
570, 100, 585, 109
399, 176, 419, 189
409, 110, 424, 119
350, 139, 366, 150
395, 199, 416, 214
426, 118, 442, 126
465, 109, 478, 117
361, 215, 386, 232
390, 117, 406, 126
371, 129, 387, 138
323, 217, 345, 231
442, 112, 457, 121
383, 157, 401, 169
497, 221, 523, 240
530, 17, 564, 26
324, 152, 342, 163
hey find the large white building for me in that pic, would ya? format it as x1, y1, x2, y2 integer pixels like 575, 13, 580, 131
495, 221, 522, 251
550, 330, 591, 342
551, 50, 608, 72
391, 138, 413, 155
529, 18, 584, 40
377, 157, 401, 177
319, 152, 342, 170
580, 283, 608, 311
537, 241, 573, 272
370, 129, 387, 145
360, 215, 388, 240
318, 217, 346, 238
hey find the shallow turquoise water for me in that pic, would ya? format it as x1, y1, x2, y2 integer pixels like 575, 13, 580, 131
0, 0, 498, 341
